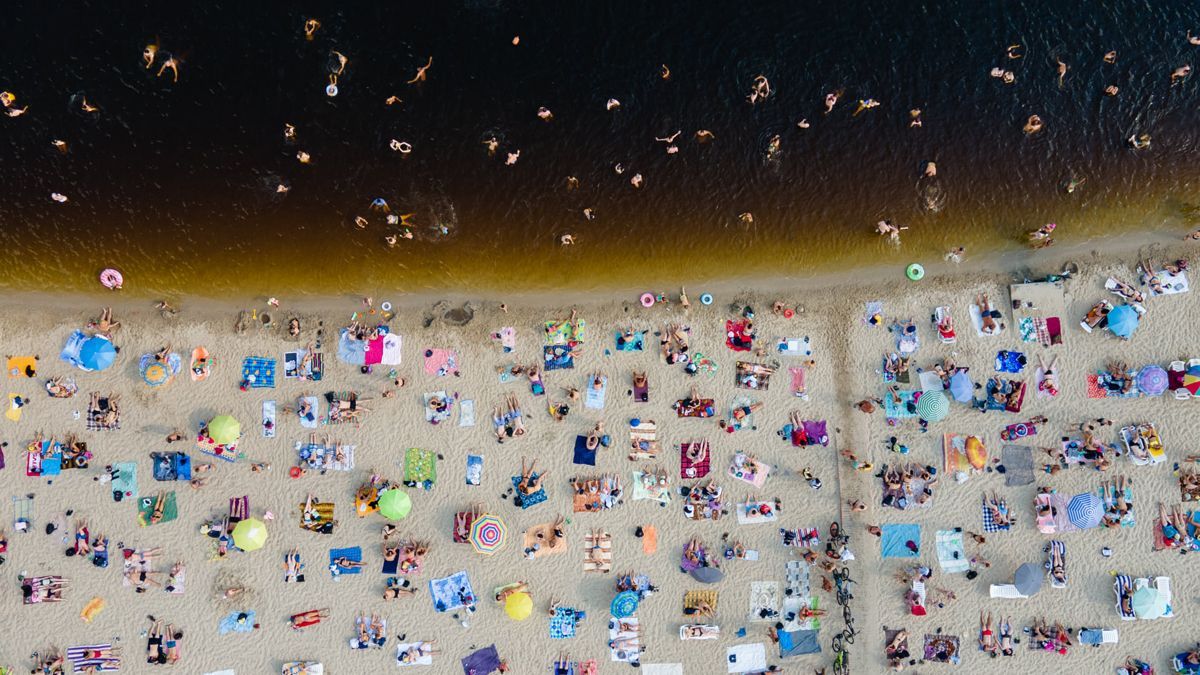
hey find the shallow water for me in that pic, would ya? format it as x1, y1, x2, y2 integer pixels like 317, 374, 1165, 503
1, 1, 1199, 295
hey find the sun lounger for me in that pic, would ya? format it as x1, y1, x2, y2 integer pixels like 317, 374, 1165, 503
1132, 576, 1174, 619
1121, 423, 1165, 465
932, 306, 956, 344
988, 583, 1027, 599
1115, 574, 1136, 620
1047, 540, 1067, 588
679, 624, 720, 640
1077, 627, 1118, 646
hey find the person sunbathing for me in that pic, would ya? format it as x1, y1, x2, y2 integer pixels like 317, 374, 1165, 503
517, 456, 547, 495
885, 629, 910, 668
1036, 354, 1059, 396
685, 441, 708, 465
89, 307, 121, 335
45, 376, 76, 398
1109, 277, 1144, 302
384, 576, 415, 600
978, 612, 999, 655
290, 608, 330, 629
975, 294, 1003, 334
985, 493, 1010, 527
585, 421, 606, 451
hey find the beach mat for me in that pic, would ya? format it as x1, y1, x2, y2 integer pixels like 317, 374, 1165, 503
111, 462, 138, 502
329, 546, 363, 576
136, 491, 178, 527
936, 529, 968, 573
240, 356, 276, 388
465, 454, 483, 486
573, 435, 597, 466
1001, 445, 1035, 486
6, 355, 37, 378
881, 523, 920, 558
403, 447, 438, 489
423, 348, 460, 376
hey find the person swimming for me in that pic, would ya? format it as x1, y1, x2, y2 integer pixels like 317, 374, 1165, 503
483, 137, 498, 157
853, 98, 880, 116
304, 18, 321, 40
406, 56, 433, 84
1103, 50, 1117, 64
537, 106, 553, 121
1056, 58, 1068, 87
606, 98, 621, 111
660, 64, 671, 80
158, 56, 179, 82
910, 109, 923, 127
1023, 114, 1043, 134
1172, 64, 1192, 84
747, 75, 771, 104
143, 41, 158, 68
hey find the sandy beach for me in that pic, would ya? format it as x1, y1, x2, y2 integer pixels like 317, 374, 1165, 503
3, 248, 1200, 675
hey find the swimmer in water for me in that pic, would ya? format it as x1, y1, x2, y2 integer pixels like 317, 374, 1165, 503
276, 183, 289, 193
765, 134, 781, 159
1103, 50, 1117, 64
876, 220, 907, 243
583, 208, 595, 220
52, 139, 67, 153
1104, 85, 1119, 96
384, 234, 397, 248
796, 118, 810, 129
0, 91, 14, 107
1056, 58, 1068, 87
537, 106, 553, 121
606, 98, 621, 111
852, 98, 879, 116
297, 150, 311, 163
483, 137, 498, 157
565, 176, 579, 190
81, 97, 99, 113
630, 173, 643, 188
370, 198, 389, 212
1003, 70, 1015, 84
158, 56, 179, 82
660, 64, 671, 80
1007, 44, 1022, 59
385, 95, 402, 105
1189, 31, 1200, 46
655, 131, 681, 144
1186, 228, 1200, 241
909, 109, 923, 128
505, 150, 520, 165
143, 41, 158, 69
1171, 64, 1192, 84
406, 56, 433, 84
1023, 114, 1043, 134
824, 91, 840, 114
747, 75, 770, 104
695, 129, 715, 143
1065, 177, 1085, 193
284, 123, 296, 141
6, 106, 27, 117
1128, 133, 1151, 150
304, 19, 320, 40
354, 216, 368, 229
561, 234, 575, 246
924, 161, 937, 177
389, 139, 413, 154
945, 247, 965, 263
331, 51, 348, 76
739, 212, 754, 226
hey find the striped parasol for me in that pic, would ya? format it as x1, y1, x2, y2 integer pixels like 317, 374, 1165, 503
914, 390, 949, 422
1184, 364, 1200, 395
1066, 492, 1104, 529
469, 514, 507, 555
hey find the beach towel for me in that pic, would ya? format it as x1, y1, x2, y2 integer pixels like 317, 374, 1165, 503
86, 395, 120, 431
573, 475, 622, 512
523, 520, 568, 559
881, 523, 921, 558
633, 376, 649, 402
423, 348, 460, 377
329, 547, 363, 577
496, 326, 516, 352
995, 350, 1027, 373
240, 356, 276, 388
1148, 269, 1189, 296
884, 629, 909, 665
608, 616, 642, 664
1001, 445, 1035, 486
298, 441, 355, 472
747, 581, 781, 622
632, 472, 671, 504
643, 525, 658, 555
944, 433, 987, 475
923, 634, 960, 664
583, 530, 613, 573
643, 665, 685, 675
725, 320, 754, 351
969, 302, 1004, 337
784, 560, 811, 607
776, 336, 813, 357
585, 375, 607, 409
298, 501, 335, 533
936, 529, 969, 573
726, 643, 767, 673
679, 441, 711, 478
1047, 540, 1067, 588
543, 345, 575, 371
66, 644, 119, 673
395, 642, 435, 666
458, 399, 475, 427
735, 361, 774, 390
511, 474, 547, 509
137, 491, 178, 526
298, 395, 320, 428
728, 452, 771, 488
690, 352, 718, 375
6, 355, 37, 378
218, 609, 257, 634
629, 420, 660, 460
423, 391, 454, 424
283, 349, 323, 381
4, 393, 22, 422
281, 663, 322, 675
572, 435, 597, 466
403, 448, 437, 489
545, 318, 585, 345
430, 570, 478, 613
884, 390, 917, 419
675, 397, 715, 418
465, 454, 483, 486
788, 366, 808, 399
548, 606, 584, 639
864, 301, 884, 325
262, 400, 276, 438
110, 462, 138, 502
615, 330, 646, 352
736, 500, 778, 525
26, 440, 62, 476
981, 495, 1011, 533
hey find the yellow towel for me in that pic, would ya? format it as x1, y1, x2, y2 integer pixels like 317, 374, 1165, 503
5, 394, 22, 422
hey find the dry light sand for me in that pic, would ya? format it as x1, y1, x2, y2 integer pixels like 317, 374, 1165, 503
1, 254, 1199, 675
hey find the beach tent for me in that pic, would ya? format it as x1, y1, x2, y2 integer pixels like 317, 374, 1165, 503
1107, 305, 1139, 339
378, 488, 412, 520
232, 517, 268, 551
337, 328, 402, 366
61, 331, 117, 372
208, 415, 241, 445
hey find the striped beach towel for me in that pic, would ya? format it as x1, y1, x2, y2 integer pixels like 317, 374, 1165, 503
66, 644, 119, 672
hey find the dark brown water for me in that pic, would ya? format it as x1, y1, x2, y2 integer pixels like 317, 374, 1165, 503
1, 1, 1200, 296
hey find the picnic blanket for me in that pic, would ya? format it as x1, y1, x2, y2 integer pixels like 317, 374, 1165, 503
632, 471, 671, 504
615, 330, 646, 352
736, 500, 779, 525
458, 399, 475, 427
747, 581, 781, 622
944, 434, 987, 475
543, 345, 576, 371
735, 361, 774, 390
995, 350, 1027, 373
329, 546, 363, 577
572, 475, 622, 512
283, 349, 323, 381
585, 376, 607, 409
403, 447, 437, 489
495, 326, 516, 352
111, 462, 138, 502
545, 318, 585, 345
981, 495, 1011, 533
26, 440, 62, 476
884, 390, 918, 419
573, 435, 597, 466
262, 400, 276, 438
1001, 445, 1035, 486
86, 395, 120, 430
782, 561, 811, 630
423, 348, 460, 377
881, 523, 921, 558
776, 336, 812, 356
609, 616, 642, 664
136, 491, 178, 526
1147, 269, 1189, 296
240, 356, 276, 388
725, 320, 754, 351
522, 521, 568, 559
936, 529, 969, 573
728, 453, 771, 488
423, 391, 454, 424
680, 441, 711, 478
298, 441, 355, 472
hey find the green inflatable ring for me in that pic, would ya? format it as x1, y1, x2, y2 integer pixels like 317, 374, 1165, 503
906, 263, 925, 281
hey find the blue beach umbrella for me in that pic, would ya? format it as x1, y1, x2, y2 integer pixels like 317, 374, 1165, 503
610, 591, 639, 618
79, 336, 117, 371
1107, 305, 1139, 339
949, 371, 974, 403
1066, 492, 1103, 529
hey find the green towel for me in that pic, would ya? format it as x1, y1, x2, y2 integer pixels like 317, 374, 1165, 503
404, 448, 437, 489
137, 491, 178, 527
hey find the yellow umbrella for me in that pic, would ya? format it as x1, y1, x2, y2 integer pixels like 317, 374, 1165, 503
504, 591, 533, 620
231, 517, 268, 551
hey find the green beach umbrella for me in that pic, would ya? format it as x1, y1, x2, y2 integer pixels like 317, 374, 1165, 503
378, 488, 412, 520
915, 391, 949, 423
208, 414, 241, 445
231, 517, 268, 551
1131, 584, 1167, 619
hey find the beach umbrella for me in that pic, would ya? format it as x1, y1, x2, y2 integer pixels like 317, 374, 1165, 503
208, 414, 241, 445
1182, 367, 1200, 395
79, 336, 117, 371
231, 517, 268, 551
1014, 563, 1043, 596
1132, 584, 1167, 619
504, 591, 533, 620
1066, 492, 1104, 529
1107, 305, 1139, 339
689, 566, 725, 584
141, 358, 171, 386
1137, 365, 1168, 397
949, 372, 974, 403
914, 390, 949, 422
469, 514, 507, 555
611, 591, 639, 618
377, 489, 412, 520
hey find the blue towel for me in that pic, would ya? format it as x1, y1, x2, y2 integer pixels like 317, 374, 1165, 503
881, 523, 921, 558
329, 547, 363, 576
573, 436, 597, 466
543, 345, 575, 371
240, 357, 276, 388
884, 390, 918, 419
995, 350, 1026, 373
511, 475, 547, 509
218, 610, 257, 634
779, 629, 821, 656
614, 331, 645, 352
